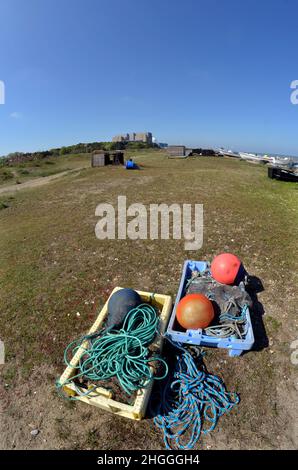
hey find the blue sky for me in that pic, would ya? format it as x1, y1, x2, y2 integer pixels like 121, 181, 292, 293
1, 0, 298, 156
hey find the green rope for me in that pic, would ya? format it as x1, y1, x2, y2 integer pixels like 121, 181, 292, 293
56, 303, 168, 399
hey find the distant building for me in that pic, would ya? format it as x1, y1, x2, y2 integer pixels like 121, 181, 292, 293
166, 145, 186, 157
112, 132, 152, 144
112, 134, 129, 143
134, 132, 152, 144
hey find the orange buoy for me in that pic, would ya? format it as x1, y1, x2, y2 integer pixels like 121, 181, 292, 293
176, 293, 214, 330
211, 253, 241, 285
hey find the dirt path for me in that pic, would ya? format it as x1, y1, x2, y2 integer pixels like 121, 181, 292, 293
0, 166, 88, 195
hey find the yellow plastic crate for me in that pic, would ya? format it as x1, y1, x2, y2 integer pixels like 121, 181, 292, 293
57, 287, 172, 420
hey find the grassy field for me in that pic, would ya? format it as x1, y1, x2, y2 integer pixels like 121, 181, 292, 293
0, 153, 90, 188
0, 149, 297, 450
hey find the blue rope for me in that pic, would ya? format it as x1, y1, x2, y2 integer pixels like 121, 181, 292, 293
153, 339, 239, 450
219, 305, 247, 323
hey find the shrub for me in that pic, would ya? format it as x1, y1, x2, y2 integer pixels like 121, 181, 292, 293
0, 168, 14, 182
60, 147, 68, 156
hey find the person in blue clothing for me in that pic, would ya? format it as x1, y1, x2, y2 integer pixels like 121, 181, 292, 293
126, 158, 139, 170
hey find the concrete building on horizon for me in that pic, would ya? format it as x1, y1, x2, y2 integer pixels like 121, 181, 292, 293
112, 132, 153, 144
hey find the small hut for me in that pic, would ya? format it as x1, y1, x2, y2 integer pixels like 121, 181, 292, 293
91, 151, 124, 167
166, 145, 192, 159
111, 151, 124, 165
166, 145, 186, 157
92, 152, 109, 167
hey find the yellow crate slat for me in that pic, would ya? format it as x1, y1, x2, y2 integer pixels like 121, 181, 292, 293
57, 287, 172, 420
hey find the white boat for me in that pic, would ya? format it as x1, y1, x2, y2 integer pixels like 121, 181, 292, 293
216, 148, 240, 158
239, 152, 267, 163
269, 156, 292, 166
240, 152, 294, 166
262, 154, 274, 163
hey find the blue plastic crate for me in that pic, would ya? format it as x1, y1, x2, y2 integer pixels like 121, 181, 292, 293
166, 260, 255, 357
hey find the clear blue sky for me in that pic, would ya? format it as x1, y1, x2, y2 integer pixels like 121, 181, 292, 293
1, 0, 298, 156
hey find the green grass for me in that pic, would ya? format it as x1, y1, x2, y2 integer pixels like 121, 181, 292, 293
0, 150, 297, 450
0, 195, 15, 210
1, 151, 297, 365
0, 153, 91, 186
0, 168, 14, 182
266, 315, 282, 333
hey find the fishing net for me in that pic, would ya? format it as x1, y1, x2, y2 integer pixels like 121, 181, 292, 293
185, 270, 252, 338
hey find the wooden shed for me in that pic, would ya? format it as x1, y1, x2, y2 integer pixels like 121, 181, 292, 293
166, 145, 186, 157
91, 151, 124, 167
91, 152, 108, 167
111, 151, 124, 165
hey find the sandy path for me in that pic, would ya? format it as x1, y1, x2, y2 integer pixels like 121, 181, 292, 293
0, 166, 88, 195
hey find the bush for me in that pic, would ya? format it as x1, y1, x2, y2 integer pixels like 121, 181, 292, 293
0, 168, 14, 182
1, 140, 132, 165
60, 147, 69, 156
49, 148, 60, 156
0, 201, 10, 210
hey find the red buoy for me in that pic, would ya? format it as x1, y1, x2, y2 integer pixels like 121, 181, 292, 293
211, 253, 241, 285
176, 293, 214, 330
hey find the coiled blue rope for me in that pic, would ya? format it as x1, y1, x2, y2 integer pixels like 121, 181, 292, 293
219, 306, 246, 323
153, 339, 239, 450
57, 303, 168, 398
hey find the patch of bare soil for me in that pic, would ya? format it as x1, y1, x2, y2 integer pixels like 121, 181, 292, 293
0, 365, 163, 450
0, 167, 88, 195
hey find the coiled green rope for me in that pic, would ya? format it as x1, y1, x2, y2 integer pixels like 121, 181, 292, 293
56, 303, 168, 398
